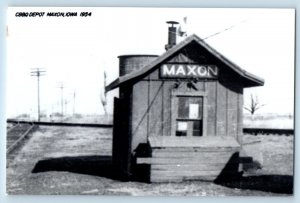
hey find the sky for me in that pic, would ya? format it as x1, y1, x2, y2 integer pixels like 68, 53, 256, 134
6, 7, 295, 118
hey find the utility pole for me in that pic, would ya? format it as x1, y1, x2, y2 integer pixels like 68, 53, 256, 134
73, 89, 76, 115
57, 83, 64, 118
31, 68, 46, 121
64, 100, 68, 116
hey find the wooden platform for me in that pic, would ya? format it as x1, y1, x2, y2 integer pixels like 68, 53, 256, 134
136, 136, 241, 182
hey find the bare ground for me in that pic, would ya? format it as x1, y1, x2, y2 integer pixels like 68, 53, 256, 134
6, 126, 293, 196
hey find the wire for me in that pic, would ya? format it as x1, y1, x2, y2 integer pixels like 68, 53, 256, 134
203, 19, 248, 40
169, 19, 248, 41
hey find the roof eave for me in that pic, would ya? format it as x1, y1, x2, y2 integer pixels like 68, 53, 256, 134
243, 71, 265, 87
105, 78, 120, 92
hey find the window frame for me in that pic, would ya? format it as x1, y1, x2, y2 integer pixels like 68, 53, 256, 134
171, 89, 207, 137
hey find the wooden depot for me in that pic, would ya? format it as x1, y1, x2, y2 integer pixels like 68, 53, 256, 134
106, 29, 264, 182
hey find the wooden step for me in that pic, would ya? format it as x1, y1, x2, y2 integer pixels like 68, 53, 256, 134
137, 156, 237, 165
151, 163, 236, 171
152, 147, 239, 152
148, 136, 240, 148
152, 150, 237, 158
150, 169, 239, 183
151, 175, 218, 183
151, 169, 228, 177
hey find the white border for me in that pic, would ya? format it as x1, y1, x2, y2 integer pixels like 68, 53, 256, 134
0, 1, 298, 203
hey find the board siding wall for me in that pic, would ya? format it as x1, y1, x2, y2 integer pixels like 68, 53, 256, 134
216, 82, 227, 136
216, 81, 241, 138
206, 81, 217, 136
149, 69, 160, 80
162, 82, 173, 136
132, 81, 149, 151
237, 88, 244, 143
148, 80, 164, 137
132, 79, 173, 151
131, 70, 243, 153
227, 86, 238, 138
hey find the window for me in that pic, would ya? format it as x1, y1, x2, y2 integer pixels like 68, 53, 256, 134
175, 96, 203, 137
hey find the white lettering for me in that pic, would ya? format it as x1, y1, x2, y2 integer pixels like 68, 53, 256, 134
208, 65, 218, 77
176, 65, 186, 75
161, 64, 218, 78
198, 66, 207, 76
187, 65, 197, 76
163, 64, 175, 75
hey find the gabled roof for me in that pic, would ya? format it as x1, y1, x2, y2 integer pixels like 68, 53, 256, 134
106, 34, 264, 92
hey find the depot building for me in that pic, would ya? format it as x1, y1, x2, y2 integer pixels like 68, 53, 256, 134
105, 22, 264, 182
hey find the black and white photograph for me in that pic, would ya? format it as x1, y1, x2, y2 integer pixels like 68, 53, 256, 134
6, 7, 295, 196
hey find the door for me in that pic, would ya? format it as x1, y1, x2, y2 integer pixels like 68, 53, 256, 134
175, 96, 203, 136
171, 91, 207, 137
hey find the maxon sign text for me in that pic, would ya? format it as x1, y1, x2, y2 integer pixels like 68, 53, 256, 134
160, 64, 218, 78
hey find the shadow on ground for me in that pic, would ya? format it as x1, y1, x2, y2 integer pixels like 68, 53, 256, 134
214, 174, 293, 194
32, 155, 148, 182
32, 155, 293, 194
32, 155, 114, 179
214, 153, 293, 194
213, 152, 293, 194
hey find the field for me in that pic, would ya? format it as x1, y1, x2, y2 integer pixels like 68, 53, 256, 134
14, 114, 113, 124
6, 123, 293, 196
243, 113, 293, 129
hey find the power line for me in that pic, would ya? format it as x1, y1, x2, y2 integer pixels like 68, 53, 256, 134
168, 19, 247, 39
170, 19, 248, 40
30, 68, 46, 121
203, 19, 248, 40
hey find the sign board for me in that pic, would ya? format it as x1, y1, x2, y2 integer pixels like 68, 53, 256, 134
160, 64, 218, 79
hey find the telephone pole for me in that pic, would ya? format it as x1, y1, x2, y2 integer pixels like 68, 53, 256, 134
73, 89, 76, 115
30, 68, 46, 121
57, 83, 64, 118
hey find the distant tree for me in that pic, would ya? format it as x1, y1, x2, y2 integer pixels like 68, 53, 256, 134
244, 94, 265, 115
100, 70, 107, 115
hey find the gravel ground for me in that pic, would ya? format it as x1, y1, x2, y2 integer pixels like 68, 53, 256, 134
6, 126, 293, 196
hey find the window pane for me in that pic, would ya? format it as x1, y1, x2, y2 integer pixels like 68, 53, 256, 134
177, 96, 203, 119
190, 97, 203, 119
176, 121, 187, 136
193, 120, 202, 136
176, 131, 187, 136
189, 103, 199, 119
177, 121, 187, 131
178, 97, 189, 118
175, 96, 203, 137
